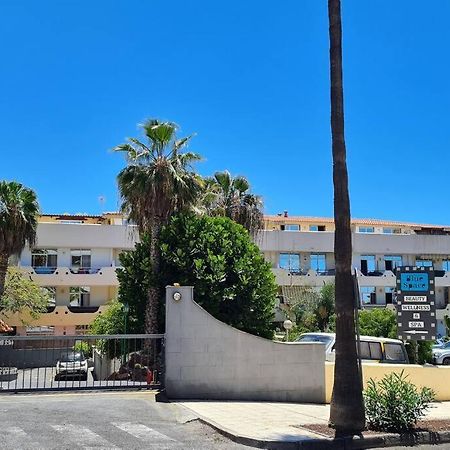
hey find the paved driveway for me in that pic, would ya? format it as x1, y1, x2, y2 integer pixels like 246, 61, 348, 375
0, 391, 253, 449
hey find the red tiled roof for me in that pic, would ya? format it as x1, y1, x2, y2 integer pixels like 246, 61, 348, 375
0, 319, 12, 333
264, 215, 450, 229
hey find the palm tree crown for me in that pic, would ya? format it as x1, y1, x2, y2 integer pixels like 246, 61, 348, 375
115, 119, 203, 233
202, 170, 263, 235
0, 181, 40, 298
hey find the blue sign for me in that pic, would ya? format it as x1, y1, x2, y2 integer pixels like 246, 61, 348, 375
400, 273, 429, 292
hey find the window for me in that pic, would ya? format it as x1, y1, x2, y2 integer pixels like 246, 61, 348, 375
358, 226, 374, 233
310, 254, 326, 273
416, 259, 433, 268
384, 343, 406, 362
358, 341, 382, 360
43, 286, 56, 306
383, 227, 401, 234
385, 287, 395, 304
384, 255, 402, 271
284, 224, 300, 231
69, 286, 91, 307
75, 325, 89, 336
278, 253, 301, 272
360, 286, 376, 305
360, 255, 376, 275
443, 260, 450, 272
25, 326, 55, 336
71, 249, 91, 271
31, 249, 57, 273
309, 225, 326, 232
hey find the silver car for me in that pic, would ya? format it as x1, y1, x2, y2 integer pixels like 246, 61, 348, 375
432, 341, 450, 365
55, 351, 88, 380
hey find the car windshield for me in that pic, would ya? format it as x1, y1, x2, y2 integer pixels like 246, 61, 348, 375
296, 335, 333, 346
60, 352, 83, 362
384, 343, 406, 362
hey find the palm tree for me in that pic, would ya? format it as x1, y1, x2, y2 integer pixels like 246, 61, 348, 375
0, 181, 40, 299
202, 171, 263, 235
328, 0, 365, 436
115, 119, 203, 334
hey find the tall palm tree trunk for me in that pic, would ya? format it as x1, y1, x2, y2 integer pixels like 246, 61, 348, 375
328, 0, 365, 436
145, 219, 163, 335
0, 252, 8, 300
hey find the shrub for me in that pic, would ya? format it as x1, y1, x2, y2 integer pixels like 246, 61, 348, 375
364, 371, 435, 432
73, 341, 92, 358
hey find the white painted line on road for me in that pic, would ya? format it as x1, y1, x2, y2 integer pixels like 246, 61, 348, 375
52, 424, 120, 449
5, 426, 28, 437
112, 422, 176, 442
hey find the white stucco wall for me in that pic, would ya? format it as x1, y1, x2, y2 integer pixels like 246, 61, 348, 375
165, 286, 326, 402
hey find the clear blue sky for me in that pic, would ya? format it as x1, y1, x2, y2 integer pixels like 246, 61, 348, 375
1, 1, 449, 224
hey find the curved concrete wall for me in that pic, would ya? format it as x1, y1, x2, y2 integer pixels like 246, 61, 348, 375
165, 286, 326, 402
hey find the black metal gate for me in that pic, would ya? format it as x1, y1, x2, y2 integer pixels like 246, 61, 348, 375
0, 334, 164, 392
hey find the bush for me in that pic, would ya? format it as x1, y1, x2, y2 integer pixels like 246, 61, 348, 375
364, 371, 435, 432
406, 341, 433, 365
160, 215, 277, 339
73, 341, 92, 358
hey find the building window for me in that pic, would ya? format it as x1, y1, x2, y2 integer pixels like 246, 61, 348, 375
309, 225, 326, 232
358, 226, 374, 233
284, 224, 300, 231
310, 254, 326, 273
416, 259, 433, 268
384, 255, 402, 271
69, 286, 91, 307
71, 249, 91, 272
31, 249, 57, 273
443, 260, 450, 272
279, 253, 301, 273
383, 227, 401, 234
385, 287, 395, 304
43, 286, 56, 306
360, 255, 376, 275
75, 325, 90, 336
360, 286, 376, 305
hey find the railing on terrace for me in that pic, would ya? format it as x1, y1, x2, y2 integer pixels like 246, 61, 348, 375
0, 334, 164, 392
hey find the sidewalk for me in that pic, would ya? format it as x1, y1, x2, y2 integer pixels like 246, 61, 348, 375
175, 400, 450, 448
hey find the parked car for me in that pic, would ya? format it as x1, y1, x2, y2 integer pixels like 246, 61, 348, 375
295, 332, 409, 364
432, 341, 450, 365
55, 351, 88, 380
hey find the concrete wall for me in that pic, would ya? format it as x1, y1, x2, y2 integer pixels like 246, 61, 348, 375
165, 286, 326, 402
325, 362, 450, 403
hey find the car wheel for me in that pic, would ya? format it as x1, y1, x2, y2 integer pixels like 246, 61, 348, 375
443, 358, 450, 365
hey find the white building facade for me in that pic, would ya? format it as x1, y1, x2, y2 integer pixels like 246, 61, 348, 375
2, 212, 450, 338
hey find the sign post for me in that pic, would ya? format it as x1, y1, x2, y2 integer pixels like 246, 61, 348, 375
395, 266, 437, 342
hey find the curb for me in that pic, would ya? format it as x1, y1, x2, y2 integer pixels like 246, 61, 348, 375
190, 415, 450, 449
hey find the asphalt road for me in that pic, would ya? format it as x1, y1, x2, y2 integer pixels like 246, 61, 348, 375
0, 391, 253, 449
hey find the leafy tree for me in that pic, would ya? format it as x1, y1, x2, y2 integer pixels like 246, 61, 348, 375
202, 171, 263, 235
328, 0, 365, 434
0, 181, 40, 299
115, 119, 203, 334
358, 309, 397, 339
291, 283, 335, 333
0, 267, 49, 322
160, 215, 276, 339
116, 236, 152, 334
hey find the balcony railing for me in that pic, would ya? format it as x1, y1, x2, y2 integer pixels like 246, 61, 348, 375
67, 306, 100, 313
69, 267, 101, 275
33, 266, 57, 275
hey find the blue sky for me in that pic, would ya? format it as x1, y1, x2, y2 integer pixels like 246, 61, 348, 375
1, 1, 449, 224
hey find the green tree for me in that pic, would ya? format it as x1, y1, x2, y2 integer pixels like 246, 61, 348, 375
0, 181, 40, 299
291, 283, 335, 333
115, 119, 203, 334
202, 171, 263, 235
160, 215, 276, 338
0, 267, 49, 322
328, 0, 365, 434
358, 309, 397, 339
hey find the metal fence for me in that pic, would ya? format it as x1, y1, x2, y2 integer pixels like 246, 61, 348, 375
0, 334, 164, 392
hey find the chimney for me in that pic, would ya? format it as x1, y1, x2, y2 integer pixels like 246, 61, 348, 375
283, 210, 288, 218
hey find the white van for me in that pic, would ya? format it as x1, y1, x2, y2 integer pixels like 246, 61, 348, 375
295, 332, 409, 364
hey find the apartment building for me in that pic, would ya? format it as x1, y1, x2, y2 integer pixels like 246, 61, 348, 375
1, 213, 136, 336
2, 211, 450, 338
261, 212, 450, 337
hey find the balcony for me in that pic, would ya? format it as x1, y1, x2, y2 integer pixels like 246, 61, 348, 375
23, 266, 120, 286
272, 268, 335, 286
0, 305, 108, 327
